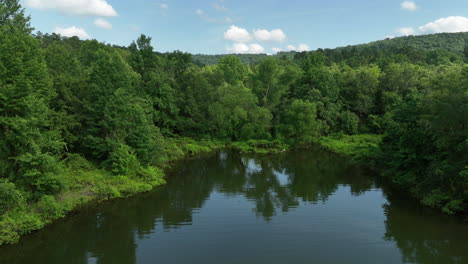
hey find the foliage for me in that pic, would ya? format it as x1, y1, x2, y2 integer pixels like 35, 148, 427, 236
230, 140, 289, 154
0, 180, 25, 215
320, 134, 383, 161
280, 100, 321, 145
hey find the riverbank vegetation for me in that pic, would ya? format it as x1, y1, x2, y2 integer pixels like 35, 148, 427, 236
0, 0, 466, 245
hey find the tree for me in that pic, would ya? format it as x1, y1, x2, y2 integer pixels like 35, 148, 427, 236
0, 0, 63, 196
208, 83, 272, 140
0, 0, 32, 33
128, 35, 179, 133
295, 52, 339, 100
44, 42, 85, 149
216, 56, 247, 85
338, 64, 381, 118
280, 100, 321, 144
80, 48, 163, 170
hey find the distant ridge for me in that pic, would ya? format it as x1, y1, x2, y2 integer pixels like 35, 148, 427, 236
192, 32, 468, 65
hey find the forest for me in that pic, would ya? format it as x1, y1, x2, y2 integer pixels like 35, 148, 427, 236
0, 0, 467, 245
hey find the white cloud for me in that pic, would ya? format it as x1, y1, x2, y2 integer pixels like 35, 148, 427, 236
287, 44, 310, 52
25, 0, 117, 17
159, 3, 169, 9
54, 26, 91, 39
401, 1, 418, 11
397, 27, 415, 36
224, 25, 252, 42
227, 43, 265, 54
94, 18, 112, 29
253, 29, 286, 42
385, 35, 396, 39
419, 16, 468, 33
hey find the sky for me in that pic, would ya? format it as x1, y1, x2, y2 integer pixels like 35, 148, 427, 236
20, 0, 468, 54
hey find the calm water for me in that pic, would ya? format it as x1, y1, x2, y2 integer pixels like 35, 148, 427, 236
1, 149, 467, 264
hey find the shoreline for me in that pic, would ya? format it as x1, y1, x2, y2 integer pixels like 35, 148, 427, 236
1, 135, 464, 247
0, 138, 225, 247
0, 138, 289, 247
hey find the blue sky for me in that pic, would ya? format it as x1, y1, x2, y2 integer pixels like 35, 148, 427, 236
21, 0, 468, 54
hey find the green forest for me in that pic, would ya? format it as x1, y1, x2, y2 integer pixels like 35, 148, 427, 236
0, 0, 467, 245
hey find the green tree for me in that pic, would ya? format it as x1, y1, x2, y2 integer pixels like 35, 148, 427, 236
0, 0, 63, 196
0, 0, 31, 33
215, 56, 247, 85
128, 35, 179, 133
280, 100, 321, 144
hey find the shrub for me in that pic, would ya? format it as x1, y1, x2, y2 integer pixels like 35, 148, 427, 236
92, 185, 121, 200
0, 180, 25, 215
36, 195, 66, 219
108, 144, 141, 177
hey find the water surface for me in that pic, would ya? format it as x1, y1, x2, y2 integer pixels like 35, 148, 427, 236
1, 149, 467, 264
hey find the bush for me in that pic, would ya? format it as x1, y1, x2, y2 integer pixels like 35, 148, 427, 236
230, 140, 289, 153
36, 195, 66, 220
92, 184, 121, 200
0, 211, 43, 246
339, 111, 359, 134
138, 166, 165, 184
0, 180, 25, 215
108, 144, 141, 177
64, 154, 95, 171
319, 134, 383, 160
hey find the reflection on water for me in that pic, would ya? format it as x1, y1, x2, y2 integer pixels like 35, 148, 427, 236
0, 148, 467, 264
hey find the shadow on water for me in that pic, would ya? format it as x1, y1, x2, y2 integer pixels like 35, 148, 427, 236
0, 148, 467, 264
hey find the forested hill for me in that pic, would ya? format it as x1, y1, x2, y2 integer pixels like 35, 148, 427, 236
344, 32, 468, 54
192, 53, 269, 66
193, 32, 468, 66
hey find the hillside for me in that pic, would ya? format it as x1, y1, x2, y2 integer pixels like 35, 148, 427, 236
193, 32, 468, 65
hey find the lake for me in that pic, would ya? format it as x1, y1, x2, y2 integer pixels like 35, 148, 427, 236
1, 148, 467, 264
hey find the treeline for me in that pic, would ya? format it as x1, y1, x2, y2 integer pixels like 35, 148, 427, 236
193, 53, 269, 66
0, 0, 467, 224
195, 32, 468, 66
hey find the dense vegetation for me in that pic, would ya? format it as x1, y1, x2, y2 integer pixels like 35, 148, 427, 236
0, 0, 466, 245
193, 32, 468, 66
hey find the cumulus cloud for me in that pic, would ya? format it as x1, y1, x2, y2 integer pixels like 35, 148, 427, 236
94, 18, 112, 29
54, 26, 91, 39
397, 27, 415, 36
253, 29, 286, 42
401, 1, 418, 11
287, 44, 310, 52
159, 3, 169, 9
224, 25, 252, 42
227, 43, 265, 54
419, 16, 468, 33
25, 0, 117, 17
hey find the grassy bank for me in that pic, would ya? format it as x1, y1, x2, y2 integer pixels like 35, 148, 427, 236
0, 138, 224, 246
319, 134, 383, 162
319, 134, 467, 217
229, 140, 290, 154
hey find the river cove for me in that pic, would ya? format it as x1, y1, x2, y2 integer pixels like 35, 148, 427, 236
1, 148, 466, 264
